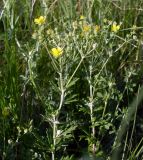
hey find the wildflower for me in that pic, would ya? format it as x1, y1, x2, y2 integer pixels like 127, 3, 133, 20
111, 22, 120, 32
94, 25, 100, 32
34, 16, 46, 25
51, 47, 63, 58
80, 15, 85, 20
2, 107, 10, 117
83, 25, 91, 32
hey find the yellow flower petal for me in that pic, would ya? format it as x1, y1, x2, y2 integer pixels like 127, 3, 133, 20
83, 25, 91, 32
94, 25, 100, 32
57, 47, 63, 54
80, 15, 85, 20
111, 23, 120, 32
51, 47, 63, 58
34, 16, 46, 25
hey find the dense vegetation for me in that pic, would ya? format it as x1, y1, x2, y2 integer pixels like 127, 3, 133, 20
0, 0, 143, 159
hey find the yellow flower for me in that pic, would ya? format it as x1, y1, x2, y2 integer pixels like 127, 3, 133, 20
83, 25, 91, 32
94, 25, 100, 32
51, 47, 63, 58
2, 107, 10, 117
80, 15, 85, 20
111, 22, 120, 32
34, 16, 46, 25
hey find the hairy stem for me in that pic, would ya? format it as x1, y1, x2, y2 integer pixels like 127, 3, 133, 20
88, 65, 96, 154
52, 115, 56, 160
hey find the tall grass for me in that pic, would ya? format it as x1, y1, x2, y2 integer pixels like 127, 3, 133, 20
0, 0, 143, 159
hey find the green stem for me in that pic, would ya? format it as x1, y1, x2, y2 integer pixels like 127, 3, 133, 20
102, 99, 108, 118
52, 115, 56, 160
3, 119, 5, 160
66, 57, 84, 88
58, 72, 65, 112
88, 65, 96, 154
28, 57, 43, 102
52, 60, 65, 159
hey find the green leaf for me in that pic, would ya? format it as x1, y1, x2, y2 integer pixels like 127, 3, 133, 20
66, 78, 79, 89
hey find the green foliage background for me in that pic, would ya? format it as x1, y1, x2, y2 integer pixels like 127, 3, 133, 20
0, 0, 143, 159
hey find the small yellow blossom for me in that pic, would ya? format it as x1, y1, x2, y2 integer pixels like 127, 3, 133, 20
51, 47, 63, 58
34, 16, 46, 25
83, 25, 91, 32
80, 15, 85, 20
94, 25, 100, 32
111, 22, 120, 32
